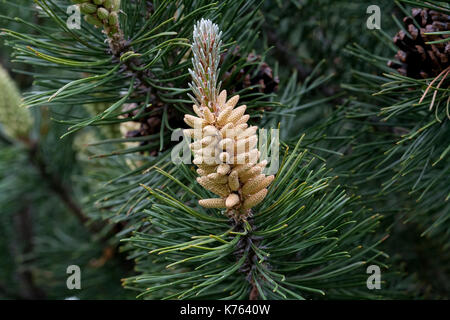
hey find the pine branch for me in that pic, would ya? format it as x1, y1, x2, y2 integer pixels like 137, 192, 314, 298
339, 1, 450, 243
49, 1, 285, 243
122, 142, 388, 299
233, 218, 263, 300
26, 140, 92, 229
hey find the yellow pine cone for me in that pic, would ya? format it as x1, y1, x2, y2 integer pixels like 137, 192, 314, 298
243, 188, 268, 210
184, 90, 274, 220
199, 198, 226, 208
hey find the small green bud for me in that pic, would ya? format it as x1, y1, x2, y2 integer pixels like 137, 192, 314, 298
108, 11, 119, 26
104, 0, 120, 10
113, 0, 121, 10
97, 7, 109, 20
84, 14, 103, 27
80, 3, 97, 14
93, 0, 104, 4
104, 0, 113, 9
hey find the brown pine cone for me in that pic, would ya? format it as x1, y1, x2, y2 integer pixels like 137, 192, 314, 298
388, 8, 450, 79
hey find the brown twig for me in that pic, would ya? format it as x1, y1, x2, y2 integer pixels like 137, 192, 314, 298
14, 206, 47, 299
26, 140, 94, 229
233, 217, 266, 300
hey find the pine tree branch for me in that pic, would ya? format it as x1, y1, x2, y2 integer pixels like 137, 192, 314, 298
26, 140, 92, 229
24, 139, 139, 250
98, 4, 155, 99
233, 217, 263, 300
2, 135, 91, 233
106, 24, 153, 92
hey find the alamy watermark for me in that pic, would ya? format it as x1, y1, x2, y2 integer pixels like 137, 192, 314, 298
66, 265, 81, 290
366, 264, 381, 290
170, 127, 280, 174
66, 5, 81, 30
366, 5, 381, 30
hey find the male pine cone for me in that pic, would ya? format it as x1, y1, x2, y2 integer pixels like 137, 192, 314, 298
0, 64, 31, 139
72, 0, 121, 37
184, 90, 274, 221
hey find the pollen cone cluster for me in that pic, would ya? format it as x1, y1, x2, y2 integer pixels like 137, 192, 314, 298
72, 0, 121, 37
184, 90, 274, 220
0, 64, 31, 139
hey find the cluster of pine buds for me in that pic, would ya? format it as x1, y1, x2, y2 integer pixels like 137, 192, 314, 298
71, 0, 121, 36
184, 19, 274, 221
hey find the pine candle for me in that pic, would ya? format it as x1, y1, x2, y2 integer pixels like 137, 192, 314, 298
183, 19, 274, 221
